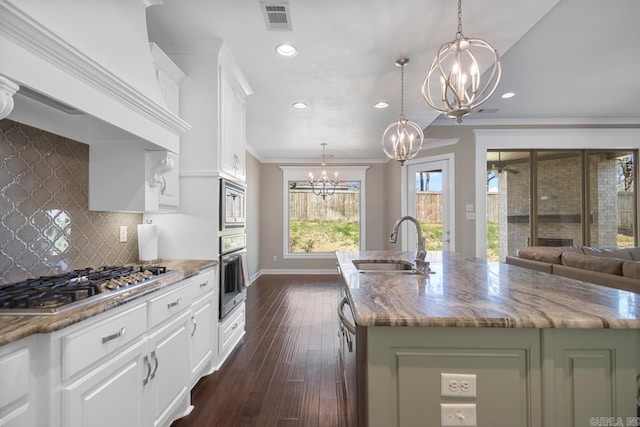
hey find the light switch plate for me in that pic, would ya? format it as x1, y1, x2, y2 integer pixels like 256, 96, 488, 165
441, 403, 477, 427
465, 212, 476, 220
465, 203, 474, 212
119, 225, 128, 243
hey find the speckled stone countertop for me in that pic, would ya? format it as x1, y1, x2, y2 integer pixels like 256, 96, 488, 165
0, 259, 217, 346
336, 251, 640, 329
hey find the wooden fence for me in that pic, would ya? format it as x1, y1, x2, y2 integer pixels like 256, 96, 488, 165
290, 191, 634, 228
289, 191, 360, 221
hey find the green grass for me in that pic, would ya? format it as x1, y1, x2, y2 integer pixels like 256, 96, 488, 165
486, 222, 499, 261
289, 220, 359, 252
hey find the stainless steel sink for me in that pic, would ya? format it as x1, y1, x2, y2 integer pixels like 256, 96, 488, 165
352, 260, 423, 275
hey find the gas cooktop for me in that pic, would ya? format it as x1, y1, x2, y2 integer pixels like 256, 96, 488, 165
0, 265, 177, 316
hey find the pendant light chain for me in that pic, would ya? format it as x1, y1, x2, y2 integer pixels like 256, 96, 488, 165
399, 61, 405, 119
456, 0, 463, 38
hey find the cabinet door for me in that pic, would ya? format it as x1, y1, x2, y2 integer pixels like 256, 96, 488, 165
190, 293, 215, 384
147, 310, 191, 427
61, 338, 147, 427
542, 329, 637, 427
219, 66, 246, 181
0, 339, 34, 427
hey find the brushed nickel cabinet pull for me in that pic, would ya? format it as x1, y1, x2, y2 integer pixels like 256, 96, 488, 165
199, 281, 208, 288
150, 350, 159, 380
167, 297, 182, 309
142, 355, 151, 386
191, 315, 197, 337
102, 326, 127, 344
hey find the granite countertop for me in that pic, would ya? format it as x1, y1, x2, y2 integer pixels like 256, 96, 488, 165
336, 250, 640, 329
0, 259, 217, 346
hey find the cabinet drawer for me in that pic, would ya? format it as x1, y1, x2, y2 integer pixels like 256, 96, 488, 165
148, 281, 192, 329
219, 303, 245, 359
62, 302, 146, 381
191, 268, 216, 300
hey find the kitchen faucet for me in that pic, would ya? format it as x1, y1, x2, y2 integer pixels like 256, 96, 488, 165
389, 216, 428, 273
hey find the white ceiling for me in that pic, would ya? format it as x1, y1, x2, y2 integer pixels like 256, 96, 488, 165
146, 0, 640, 163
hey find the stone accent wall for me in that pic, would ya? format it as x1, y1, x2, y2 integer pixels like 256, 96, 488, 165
0, 120, 142, 284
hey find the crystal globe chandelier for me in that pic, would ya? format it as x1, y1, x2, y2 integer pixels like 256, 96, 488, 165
421, 0, 502, 124
308, 143, 340, 200
381, 58, 424, 165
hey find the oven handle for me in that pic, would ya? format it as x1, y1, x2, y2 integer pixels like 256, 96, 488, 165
337, 297, 356, 335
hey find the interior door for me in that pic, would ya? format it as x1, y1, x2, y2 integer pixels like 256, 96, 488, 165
406, 158, 453, 252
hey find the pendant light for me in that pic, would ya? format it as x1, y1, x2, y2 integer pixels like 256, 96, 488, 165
421, 0, 502, 124
308, 143, 340, 200
381, 58, 424, 166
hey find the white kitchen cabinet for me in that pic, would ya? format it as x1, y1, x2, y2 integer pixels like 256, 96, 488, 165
218, 302, 245, 363
189, 268, 217, 384
0, 337, 34, 427
44, 266, 218, 427
146, 310, 191, 427
61, 337, 147, 427
218, 47, 250, 182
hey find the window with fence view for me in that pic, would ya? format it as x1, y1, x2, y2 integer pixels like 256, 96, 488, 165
288, 181, 360, 253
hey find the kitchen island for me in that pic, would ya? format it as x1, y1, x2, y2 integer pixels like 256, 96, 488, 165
336, 251, 640, 427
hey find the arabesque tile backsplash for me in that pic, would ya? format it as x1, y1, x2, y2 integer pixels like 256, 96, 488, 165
0, 119, 142, 284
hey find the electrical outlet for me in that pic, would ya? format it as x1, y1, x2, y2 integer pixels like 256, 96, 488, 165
272, 255, 277, 262
441, 373, 477, 398
119, 225, 128, 242
441, 403, 476, 427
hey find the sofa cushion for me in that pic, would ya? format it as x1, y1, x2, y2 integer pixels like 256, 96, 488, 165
580, 246, 633, 260
625, 248, 640, 261
561, 252, 624, 276
622, 261, 640, 279
518, 246, 581, 264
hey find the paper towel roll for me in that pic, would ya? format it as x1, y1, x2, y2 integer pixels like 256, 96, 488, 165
137, 223, 158, 262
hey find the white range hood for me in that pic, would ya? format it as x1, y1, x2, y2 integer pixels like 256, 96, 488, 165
0, 0, 189, 152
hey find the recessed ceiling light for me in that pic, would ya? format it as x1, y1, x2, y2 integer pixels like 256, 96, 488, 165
292, 102, 307, 109
276, 44, 297, 57
501, 92, 515, 99
374, 101, 389, 109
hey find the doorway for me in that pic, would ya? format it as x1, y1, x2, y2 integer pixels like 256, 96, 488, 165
404, 155, 455, 253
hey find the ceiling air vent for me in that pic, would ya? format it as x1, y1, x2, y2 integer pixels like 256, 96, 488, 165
261, 1, 292, 31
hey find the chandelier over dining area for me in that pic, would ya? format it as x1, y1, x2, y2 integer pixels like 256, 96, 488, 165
421, 0, 502, 124
308, 143, 340, 200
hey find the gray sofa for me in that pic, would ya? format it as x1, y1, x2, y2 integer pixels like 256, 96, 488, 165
505, 246, 640, 293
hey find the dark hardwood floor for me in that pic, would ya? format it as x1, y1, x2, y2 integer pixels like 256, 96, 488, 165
172, 274, 347, 427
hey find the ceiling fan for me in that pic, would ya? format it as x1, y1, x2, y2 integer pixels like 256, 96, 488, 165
490, 152, 520, 174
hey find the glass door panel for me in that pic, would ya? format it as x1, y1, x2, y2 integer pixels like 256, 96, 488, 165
486, 151, 530, 261
407, 159, 452, 253
589, 151, 635, 248
536, 151, 583, 247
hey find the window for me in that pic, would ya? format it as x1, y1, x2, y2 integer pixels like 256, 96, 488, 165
280, 166, 368, 258
485, 149, 637, 261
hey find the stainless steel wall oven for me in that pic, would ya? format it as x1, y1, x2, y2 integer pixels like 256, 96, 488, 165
219, 233, 249, 320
